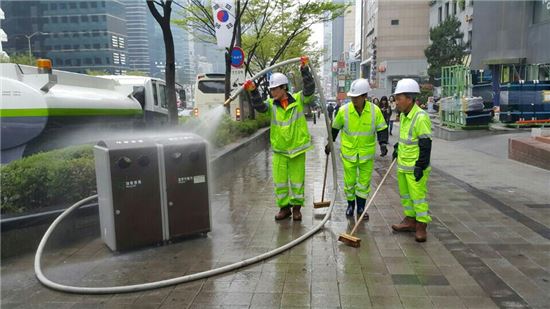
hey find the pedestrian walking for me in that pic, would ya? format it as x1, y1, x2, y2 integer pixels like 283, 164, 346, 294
389, 95, 397, 135
391, 78, 432, 242
327, 103, 335, 121
325, 78, 389, 219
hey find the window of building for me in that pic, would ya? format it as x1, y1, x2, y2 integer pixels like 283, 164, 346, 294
94, 58, 102, 64
93, 43, 101, 49
43, 18, 49, 24
438, 7, 442, 23
113, 52, 120, 64
70, 16, 78, 23
101, 15, 106, 21
65, 59, 72, 65
51, 16, 58, 23
81, 16, 89, 22
69, 2, 77, 9
445, 2, 449, 18
54, 45, 61, 50
120, 53, 126, 65
84, 44, 91, 49
60, 3, 67, 9
118, 37, 125, 49
76, 59, 81, 65
80, 2, 88, 9
72, 33, 79, 38
61, 16, 68, 23
391, 19, 399, 25
63, 45, 71, 50
73, 45, 79, 50
63, 32, 70, 37
91, 16, 99, 22
50, 3, 57, 10
40, 4, 48, 11
104, 43, 109, 48
453, 1, 457, 15
112, 35, 119, 48
105, 57, 110, 64
92, 32, 100, 37
91, 2, 97, 8
85, 58, 92, 65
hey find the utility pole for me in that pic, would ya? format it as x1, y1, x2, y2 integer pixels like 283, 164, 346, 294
24, 32, 46, 62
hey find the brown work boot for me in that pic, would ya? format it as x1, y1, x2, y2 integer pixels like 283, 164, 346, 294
415, 222, 428, 242
275, 206, 292, 220
292, 205, 302, 221
391, 216, 417, 232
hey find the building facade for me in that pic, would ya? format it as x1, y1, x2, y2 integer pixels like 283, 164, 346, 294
124, 0, 151, 74
2, 0, 129, 74
361, 0, 430, 98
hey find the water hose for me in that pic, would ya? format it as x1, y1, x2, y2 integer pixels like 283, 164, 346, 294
34, 57, 339, 294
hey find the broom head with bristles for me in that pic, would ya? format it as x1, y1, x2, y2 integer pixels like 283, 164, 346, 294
313, 200, 331, 208
338, 233, 361, 247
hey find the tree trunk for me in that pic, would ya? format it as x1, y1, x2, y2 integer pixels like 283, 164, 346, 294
147, 1, 178, 126
162, 25, 178, 125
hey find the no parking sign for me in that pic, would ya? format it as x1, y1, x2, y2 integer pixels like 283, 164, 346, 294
231, 47, 244, 68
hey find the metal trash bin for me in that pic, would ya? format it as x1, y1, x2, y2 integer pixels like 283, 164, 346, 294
156, 134, 211, 241
94, 138, 163, 251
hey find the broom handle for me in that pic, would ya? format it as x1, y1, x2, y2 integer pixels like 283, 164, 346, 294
349, 159, 396, 236
320, 155, 329, 201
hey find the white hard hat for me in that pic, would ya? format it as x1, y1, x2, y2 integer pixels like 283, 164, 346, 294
347, 78, 371, 97
393, 78, 420, 95
269, 73, 289, 89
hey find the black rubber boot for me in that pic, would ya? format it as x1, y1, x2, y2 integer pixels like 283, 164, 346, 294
346, 200, 355, 217
356, 197, 369, 221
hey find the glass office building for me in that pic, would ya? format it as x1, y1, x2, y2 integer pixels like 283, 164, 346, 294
2, 0, 128, 74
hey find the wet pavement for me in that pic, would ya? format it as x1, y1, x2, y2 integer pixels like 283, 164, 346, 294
2, 118, 550, 308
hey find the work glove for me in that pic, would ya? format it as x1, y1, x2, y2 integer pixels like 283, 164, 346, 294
243, 79, 256, 92
392, 143, 398, 161
380, 143, 388, 157
324, 143, 331, 155
414, 166, 424, 182
300, 55, 309, 68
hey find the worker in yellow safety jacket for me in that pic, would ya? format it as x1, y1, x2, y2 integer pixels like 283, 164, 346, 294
390, 78, 432, 242
243, 57, 315, 221
325, 78, 389, 219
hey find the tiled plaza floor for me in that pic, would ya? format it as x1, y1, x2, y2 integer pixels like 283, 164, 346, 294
2, 118, 549, 308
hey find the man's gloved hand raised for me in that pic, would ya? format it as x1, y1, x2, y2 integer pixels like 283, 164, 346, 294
300, 55, 309, 69
243, 80, 256, 92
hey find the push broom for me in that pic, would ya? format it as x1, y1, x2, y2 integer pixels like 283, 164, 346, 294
313, 155, 331, 208
338, 159, 396, 247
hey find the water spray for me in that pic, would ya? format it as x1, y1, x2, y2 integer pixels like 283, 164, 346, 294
34, 57, 339, 294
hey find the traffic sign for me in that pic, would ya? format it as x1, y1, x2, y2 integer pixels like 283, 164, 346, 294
231, 67, 246, 89
231, 47, 245, 68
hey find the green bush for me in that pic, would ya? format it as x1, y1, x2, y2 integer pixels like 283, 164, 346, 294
1, 145, 96, 215
1, 114, 271, 214
212, 113, 270, 147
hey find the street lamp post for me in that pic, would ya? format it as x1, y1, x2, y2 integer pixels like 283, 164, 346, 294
24, 32, 47, 61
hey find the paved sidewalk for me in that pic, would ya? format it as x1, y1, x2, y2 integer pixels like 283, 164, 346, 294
1, 117, 549, 308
